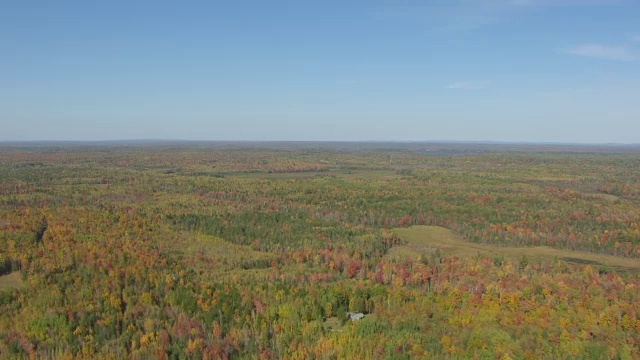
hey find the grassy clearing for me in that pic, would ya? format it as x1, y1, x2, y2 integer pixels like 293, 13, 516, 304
582, 192, 619, 202
391, 226, 640, 272
181, 234, 276, 268
323, 317, 344, 332
177, 235, 278, 284
0, 272, 24, 290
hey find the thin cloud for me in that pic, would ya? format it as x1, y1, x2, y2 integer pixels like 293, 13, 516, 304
447, 81, 488, 90
564, 44, 637, 61
372, 1, 624, 33
370, 4, 502, 32
513, 0, 624, 6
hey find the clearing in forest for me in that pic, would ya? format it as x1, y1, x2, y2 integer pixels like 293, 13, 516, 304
390, 226, 640, 272
177, 234, 278, 281
322, 317, 344, 332
0, 272, 24, 290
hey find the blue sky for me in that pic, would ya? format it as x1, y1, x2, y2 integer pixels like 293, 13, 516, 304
1, 0, 639, 143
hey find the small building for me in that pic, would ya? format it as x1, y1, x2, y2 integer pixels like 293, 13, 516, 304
346, 312, 365, 321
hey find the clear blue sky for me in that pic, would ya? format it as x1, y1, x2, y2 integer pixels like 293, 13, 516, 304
2, 0, 639, 143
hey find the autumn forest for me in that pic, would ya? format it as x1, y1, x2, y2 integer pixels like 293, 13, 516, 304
1, 142, 639, 359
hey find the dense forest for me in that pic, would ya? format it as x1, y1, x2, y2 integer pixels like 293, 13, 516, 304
1, 143, 639, 359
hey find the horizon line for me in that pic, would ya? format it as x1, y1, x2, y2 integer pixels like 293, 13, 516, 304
1, 139, 639, 146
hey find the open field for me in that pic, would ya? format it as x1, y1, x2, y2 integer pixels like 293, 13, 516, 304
322, 317, 344, 332
391, 226, 640, 272
582, 192, 620, 202
0, 272, 24, 290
